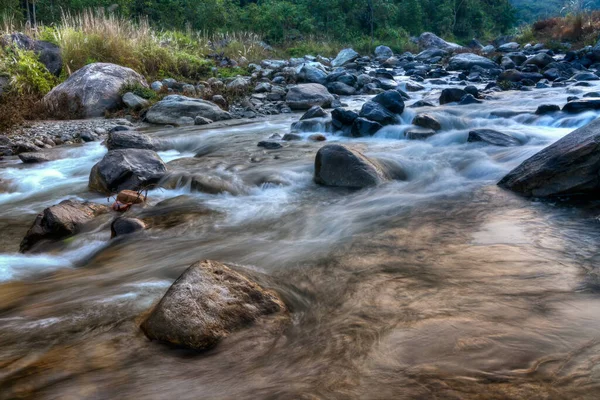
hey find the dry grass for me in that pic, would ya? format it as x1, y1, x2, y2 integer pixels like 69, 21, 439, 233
527, 11, 600, 47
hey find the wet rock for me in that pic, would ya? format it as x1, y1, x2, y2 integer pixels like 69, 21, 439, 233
374, 45, 393, 60
43, 63, 148, 118
18, 152, 57, 163
498, 42, 520, 52
89, 149, 168, 194
498, 69, 544, 83
523, 53, 554, 69
572, 72, 599, 81
439, 88, 467, 105
447, 53, 498, 71
122, 92, 150, 111
458, 94, 483, 105
145, 95, 232, 125
20, 200, 109, 253
412, 113, 441, 131
418, 32, 462, 51
498, 118, 600, 197
111, 217, 146, 238
140, 260, 286, 350
372, 90, 405, 114
328, 81, 356, 96
331, 108, 358, 130
314, 144, 388, 188
405, 128, 436, 140
106, 131, 157, 151
409, 100, 436, 108
194, 116, 213, 125
286, 83, 334, 110
300, 106, 328, 120
116, 190, 146, 205
358, 101, 396, 125
291, 117, 332, 133
562, 99, 600, 113
468, 129, 522, 147
351, 118, 383, 137
331, 48, 360, 68
296, 63, 328, 84
415, 48, 447, 62
79, 131, 98, 142
536, 104, 561, 115
257, 141, 282, 149
308, 134, 327, 141
282, 133, 302, 141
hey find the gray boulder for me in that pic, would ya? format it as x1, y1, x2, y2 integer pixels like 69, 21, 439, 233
106, 131, 157, 151
439, 88, 467, 105
375, 45, 393, 60
122, 92, 149, 111
141, 260, 286, 350
498, 118, 600, 197
286, 83, 334, 110
412, 113, 441, 131
418, 32, 462, 51
145, 95, 232, 125
524, 53, 554, 69
18, 152, 57, 163
20, 200, 109, 252
359, 101, 397, 125
562, 99, 600, 113
1, 33, 62, 76
498, 42, 520, 52
296, 63, 328, 84
328, 81, 356, 96
468, 129, 522, 147
43, 63, 147, 118
405, 128, 436, 140
331, 48, 360, 67
89, 149, 167, 194
314, 144, 389, 188
447, 53, 498, 71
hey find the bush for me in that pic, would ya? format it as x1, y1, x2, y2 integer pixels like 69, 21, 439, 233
119, 81, 157, 100
0, 47, 57, 96
217, 67, 249, 78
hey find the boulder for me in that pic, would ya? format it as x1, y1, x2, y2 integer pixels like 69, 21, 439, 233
562, 99, 600, 113
498, 69, 543, 83
536, 104, 560, 115
300, 106, 328, 120
523, 53, 554, 69
257, 141, 282, 149
314, 144, 388, 188
296, 63, 328, 84
328, 81, 356, 96
18, 152, 57, 163
351, 117, 383, 137
498, 118, 600, 197
415, 48, 447, 62
359, 101, 397, 125
122, 92, 150, 111
498, 42, 520, 52
458, 94, 483, 105
106, 131, 157, 151
412, 113, 441, 130
89, 149, 167, 194
286, 83, 334, 110
447, 53, 498, 71
331, 48, 360, 68
439, 88, 467, 105
405, 128, 436, 140
111, 217, 146, 238
20, 200, 109, 252
145, 95, 232, 125
418, 32, 462, 51
43, 63, 147, 118
331, 108, 359, 129
375, 45, 393, 60
468, 129, 522, 147
372, 90, 405, 114
140, 260, 286, 350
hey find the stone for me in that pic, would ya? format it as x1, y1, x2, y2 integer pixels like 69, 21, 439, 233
314, 144, 388, 188
140, 260, 286, 350
331, 48, 360, 68
89, 149, 167, 194
300, 106, 328, 120
296, 63, 328, 84
106, 131, 157, 151
447, 53, 498, 71
372, 90, 405, 114
498, 118, 600, 197
467, 129, 522, 147
194, 116, 213, 125
1, 33, 62, 75
20, 200, 109, 252
418, 32, 462, 51
18, 152, 57, 163
122, 92, 150, 111
523, 53, 554, 69
327, 81, 356, 96
375, 45, 393, 60
111, 217, 146, 238
308, 134, 327, 141
285, 83, 334, 110
351, 118, 383, 137
458, 94, 483, 105
439, 88, 467, 105
116, 190, 146, 205
498, 69, 543, 83
498, 42, 520, 52
536, 104, 561, 115
412, 113, 441, 130
562, 99, 600, 113
359, 101, 397, 125
405, 128, 436, 140
43, 63, 147, 118
145, 95, 232, 125
331, 108, 358, 129
257, 141, 282, 149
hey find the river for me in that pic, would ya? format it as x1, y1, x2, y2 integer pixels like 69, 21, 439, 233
1, 77, 600, 399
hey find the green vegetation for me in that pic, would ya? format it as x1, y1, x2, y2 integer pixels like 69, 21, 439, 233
119, 81, 157, 100
511, 0, 600, 24
0, 46, 56, 95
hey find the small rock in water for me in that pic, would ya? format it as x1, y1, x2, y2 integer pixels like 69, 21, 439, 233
140, 260, 287, 350
111, 217, 146, 238
18, 152, 56, 163
468, 129, 522, 147
405, 128, 436, 140
458, 94, 483, 105
535, 104, 560, 115
257, 141, 282, 149
194, 116, 213, 125
412, 113, 441, 131
282, 133, 302, 141
314, 144, 389, 188
308, 134, 327, 141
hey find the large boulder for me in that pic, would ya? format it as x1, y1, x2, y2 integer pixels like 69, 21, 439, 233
374, 45, 393, 60
286, 83, 334, 110
89, 149, 167, 194
106, 131, 157, 151
497, 118, 600, 197
331, 48, 360, 68
314, 144, 388, 188
447, 53, 498, 71
1, 32, 62, 76
418, 32, 462, 51
20, 200, 109, 252
372, 90, 405, 114
43, 63, 147, 118
141, 260, 286, 350
111, 217, 146, 238
439, 88, 467, 105
145, 95, 232, 125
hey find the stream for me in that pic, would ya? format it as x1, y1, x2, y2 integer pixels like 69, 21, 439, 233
1, 77, 600, 399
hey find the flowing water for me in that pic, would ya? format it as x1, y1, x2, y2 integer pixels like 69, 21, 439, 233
1, 77, 600, 399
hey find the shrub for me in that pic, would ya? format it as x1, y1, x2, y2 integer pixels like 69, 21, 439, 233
119, 81, 157, 100
0, 47, 57, 96
218, 67, 249, 78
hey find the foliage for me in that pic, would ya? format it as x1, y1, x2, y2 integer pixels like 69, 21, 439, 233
217, 67, 250, 78
119, 81, 157, 100
0, 46, 56, 95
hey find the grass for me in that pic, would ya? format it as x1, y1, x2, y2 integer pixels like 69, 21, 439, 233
515, 10, 600, 48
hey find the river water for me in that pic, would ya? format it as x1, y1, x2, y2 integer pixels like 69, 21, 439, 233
1, 78, 600, 399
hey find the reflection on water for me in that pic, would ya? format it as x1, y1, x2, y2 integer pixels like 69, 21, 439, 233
1, 80, 600, 399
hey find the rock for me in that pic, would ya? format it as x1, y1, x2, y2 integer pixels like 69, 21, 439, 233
498, 69, 543, 83
498, 42, 520, 52
227, 77, 251, 91
447, 53, 498, 71
89, 149, 167, 194
410, 100, 436, 108
285, 83, 334, 110
405, 128, 436, 140
195, 116, 213, 125
358, 101, 397, 125
562, 99, 600, 113
151, 81, 163, 91
116, 190, 146, 205
257, 141, 282, 149
122, 92, 149, 111
106, 131, 156, 151
111, 217, 146, 238
282, 133, 302, 141
351, 117, 383, 137
573, 72, 599, 81
536, 104, 560, 115
501, 56, 516, 69
439, 88, 467, 105
212, 95, 228, 109
254, 82, 272, 93
43, 63, 148, 118
524, 53, 554, 69
296, 63, 328, 84
18, 152, 57, 163
1, 33, 62, 76
412, 113, 441, 130
415, 48, 447, 62
467, 129, 521, 147
372, 90, 405, 114
328, 81, 356, 96
498, 118, 600, 197
314, 144, 388, 188
140, 260, 286, 350
20, 200, 109, 252
80, 131, 98, 142
375, 45, 393, 60
418, 32, 462, 51
331, 48, 360, 68
458, 94, 483, 105
308, 134, 327, 141
145, 95, 231, 125
261, 59, 288, 70
301, 106, 328, 120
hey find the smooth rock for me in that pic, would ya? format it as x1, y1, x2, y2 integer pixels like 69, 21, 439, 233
468, 129, 522, 147
314, 144, 388, 188
286, 83, 334, 110
111, 217, 146, 238
106, 131, 157, 151
145, 95, 232, 125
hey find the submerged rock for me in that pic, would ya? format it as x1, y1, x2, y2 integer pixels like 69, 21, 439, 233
314, 144, 388, 188
405, 128, 436, 140
498, 118, 600, 197
89, 149, 167, 194
145, 95, 232, 125
141, 260, 286, 350
468, 129, 522, 147
111, 217, 146, 238
20, 200, 109, 252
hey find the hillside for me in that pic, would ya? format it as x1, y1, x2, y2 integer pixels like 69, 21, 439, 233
511, 0, 600, 24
